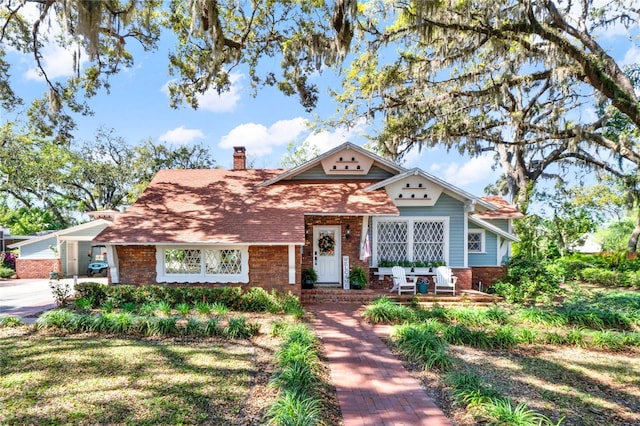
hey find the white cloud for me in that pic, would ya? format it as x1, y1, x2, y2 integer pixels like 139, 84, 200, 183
219, 118, 309, 155
161, 73, 243, 113
158, 126, 205, 144
432, 155, 496, 186
303, 121, 367, 153
197, 73, 243, 112
25, 43, 82, 80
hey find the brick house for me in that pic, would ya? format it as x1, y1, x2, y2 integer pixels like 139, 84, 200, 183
94, 143, 522, 294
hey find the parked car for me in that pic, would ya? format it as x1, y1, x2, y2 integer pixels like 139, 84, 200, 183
87, 260, 108, 277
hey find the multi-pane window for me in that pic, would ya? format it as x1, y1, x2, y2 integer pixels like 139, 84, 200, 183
376, 221, 408, 262
204, 249, 242, 274
157, 246, 248, 284
165, 249, 201, 274
468, 230, 484, 253
413, 221, 445, 262
374, 217, 448, 265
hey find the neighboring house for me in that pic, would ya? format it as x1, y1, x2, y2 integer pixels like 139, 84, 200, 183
9, 218, 113, 279
94, 143, 522, 293
570, 233, 602, 254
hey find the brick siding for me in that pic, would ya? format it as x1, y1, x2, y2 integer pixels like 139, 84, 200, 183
114, 245, 301, 295
452, 267, 472, 290
248, 246, 301, 295
471, 266, 506, 290
302, 216, 369, 284
116, 246, 157, 284
15, 258, 61, 279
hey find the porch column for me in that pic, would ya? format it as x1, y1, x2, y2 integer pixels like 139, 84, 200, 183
288, 244, 296, 284
105, 245, 119, 284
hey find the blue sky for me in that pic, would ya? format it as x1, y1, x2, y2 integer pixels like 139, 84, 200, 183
2, 5, 638, 198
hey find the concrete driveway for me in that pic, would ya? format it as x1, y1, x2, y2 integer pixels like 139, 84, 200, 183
0, 277, 107, 318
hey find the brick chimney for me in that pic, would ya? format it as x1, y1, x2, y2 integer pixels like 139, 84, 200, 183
233, 146, 246, 170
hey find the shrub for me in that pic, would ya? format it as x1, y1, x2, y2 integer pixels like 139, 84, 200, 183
446, 372, 501, 409
579, 267, 621, 287
203, 317, 222, 336
49, 280, 73, 307
0, 266, 15, 278
552, 255, 596, 280
591, 330, 626, 351
0, 316, 23, 327
223, 316, 260, 339
36, 309, 77, 329
194, 301, 212, 315
73, 297, 93, 312
484, 306, 510, 325
494, 256, 563, 304
362, 297, 415, 324
267, 323, 323, 425
238, 287, 278, 312
156, 317, 178, 335
393, 323, 451, 370
266, 391, 322, 426
74, 282, 108, 307
176, 302, 191, 315
485, 399, 560, 426
184, 318, 202, 335
1, 251, 16, 269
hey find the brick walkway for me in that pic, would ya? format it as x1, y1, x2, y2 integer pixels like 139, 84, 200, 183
308, 304, 452, 426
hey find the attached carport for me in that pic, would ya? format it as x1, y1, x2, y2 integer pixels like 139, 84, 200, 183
9, 219, 112, 279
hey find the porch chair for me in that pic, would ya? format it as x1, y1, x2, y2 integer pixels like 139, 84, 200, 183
391, 266, 417, 295
434, 266, 457, 295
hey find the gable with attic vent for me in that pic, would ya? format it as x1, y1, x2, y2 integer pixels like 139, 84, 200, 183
384, 176, 444, 207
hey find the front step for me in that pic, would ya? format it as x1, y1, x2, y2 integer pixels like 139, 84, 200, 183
301, 288, 499, 305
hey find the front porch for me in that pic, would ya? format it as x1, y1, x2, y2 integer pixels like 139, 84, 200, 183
300, 287, 499, 305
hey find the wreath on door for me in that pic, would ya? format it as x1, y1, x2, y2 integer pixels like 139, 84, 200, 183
319, 234, 335, 255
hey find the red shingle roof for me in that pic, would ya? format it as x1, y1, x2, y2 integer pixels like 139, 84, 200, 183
475, 196, 524, 219
94, 169, 398, 244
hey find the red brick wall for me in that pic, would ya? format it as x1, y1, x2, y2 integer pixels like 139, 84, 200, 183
114, 245, 302, 295
471, 266, 506, 290
116, 246, 157, 284
15, 258, 61, 279
249, 246, 300, 295
302, 216, 369, 283
452, 267, 472, 291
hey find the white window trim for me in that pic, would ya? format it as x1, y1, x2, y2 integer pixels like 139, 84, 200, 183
468, 229, 486, 253
156, 245, 249, 283
372, 216, 449, 266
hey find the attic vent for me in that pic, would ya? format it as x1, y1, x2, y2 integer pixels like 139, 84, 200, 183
419, 183, 423, 188
411, 194, 415, 198
357, 165, 361, 170
424, 194, 429, 198
406, 183, 410, 188
398, 194, 403, 198
345, 165, 349, 170
339, 157, 343, 161
332, 165, 337, 170
351, 156, 355, 161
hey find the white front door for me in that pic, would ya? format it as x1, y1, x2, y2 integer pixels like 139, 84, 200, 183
313, 226, 341, 283
66, 241, 78, 276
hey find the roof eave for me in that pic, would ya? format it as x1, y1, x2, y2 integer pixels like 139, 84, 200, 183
469, 216, 520, 242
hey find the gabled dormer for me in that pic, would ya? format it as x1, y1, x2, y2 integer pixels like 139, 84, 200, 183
259, 142, 405, 186
365, 168, 497, 212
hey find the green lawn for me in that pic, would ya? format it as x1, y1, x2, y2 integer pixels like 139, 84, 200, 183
0, 329, 278, 425
364, 286, 640, 425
